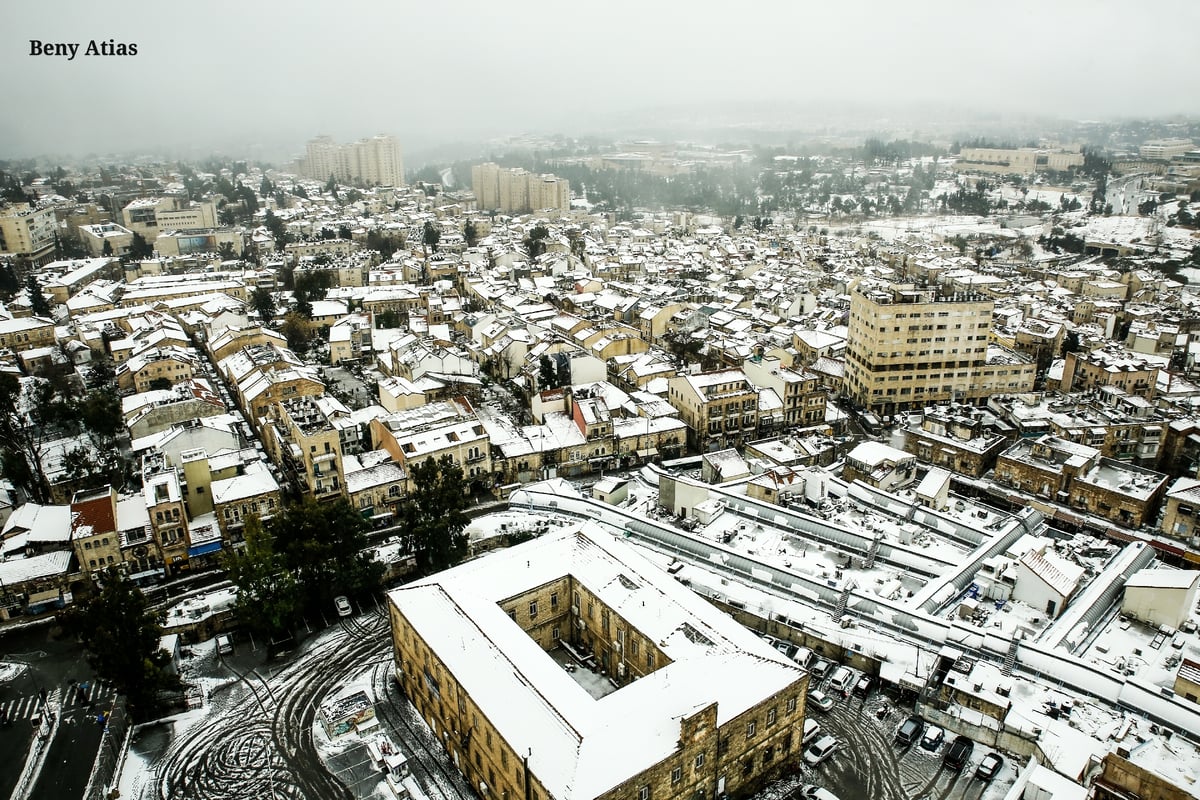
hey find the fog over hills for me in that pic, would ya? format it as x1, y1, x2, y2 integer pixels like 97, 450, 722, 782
3, 0, 1198, 161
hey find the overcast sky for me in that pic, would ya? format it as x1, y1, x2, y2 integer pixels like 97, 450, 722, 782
3, 0, 1198, 161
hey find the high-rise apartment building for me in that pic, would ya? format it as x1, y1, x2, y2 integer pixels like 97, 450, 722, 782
845, 281, 1031, 416
471, 162, 569, 213
303, 134, 405, 186
0, 203, 58, 265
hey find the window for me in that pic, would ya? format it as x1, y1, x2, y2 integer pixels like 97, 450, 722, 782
550, 592, 558, 610
552, 626, 560, 640
671, 766, 682, 784
786, 696, 796, 713
767, 707, 776, 726
746, 721, 756, 738
529, 601, 538, 618
695, 752, 706, 769
639, 787, 650, 800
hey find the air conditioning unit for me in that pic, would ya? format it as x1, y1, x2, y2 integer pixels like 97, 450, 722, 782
613, 640, 622, 652
576, 618, 585, 629
617, 663, 626, 677
571, 605, 580, 615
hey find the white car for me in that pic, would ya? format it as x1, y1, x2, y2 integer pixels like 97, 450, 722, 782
803, 734, 839, 766
803, 718, 822, 746
829, 666, 856, 693
334, 595, 353, 617
807, 690, 835, 712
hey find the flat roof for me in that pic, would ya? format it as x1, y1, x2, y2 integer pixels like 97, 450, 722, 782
389, 523, 803, 800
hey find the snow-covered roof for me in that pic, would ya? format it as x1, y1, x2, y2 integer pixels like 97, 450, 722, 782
1019, 550, 1084, 599
388, 523, 804, 800
211, 461, 279, 504
0, 550, 72, 585
1125, 568, 1200, 591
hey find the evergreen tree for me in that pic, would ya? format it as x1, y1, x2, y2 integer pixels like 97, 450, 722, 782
422, 221, 441, 255
399, 454, 469, 577
281, 312, 313, 353
250, 286, 277, 321
0, 261, 19, 297
538, 354, 558, 390
70, 572, 182, 720
25, 273, 50, 317
523, 224, 549, 259
222, 515, 300, 644
128, 232, 154, 260
1061, 330, 1082, 357
267, 497, 382, 612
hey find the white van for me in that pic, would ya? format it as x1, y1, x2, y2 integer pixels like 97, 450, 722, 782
216, 634, 233, 655
792, 646, 814, 668
829, 666, 855, 693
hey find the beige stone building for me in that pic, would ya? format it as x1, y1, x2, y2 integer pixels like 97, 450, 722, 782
844, 281, 1001, 416
0, 316, 56, 352
667, 369, 760, 452
1058, 347, 1161, 398
388, 524, 808, 800
954, 146, 1084, 175
70, 486, 122, 576
269, 396, 347, 500
211, 461, 281, 543
0, 203, 57, 264
304, 134, 405, 186
900, 405, 1011, 477
1161, 477, 1200, 544
995, 435, 1168, 528
142, 460, 191, 576
116, 347, 198, 393
743, 356, 827, 430
471, 162, 570, 213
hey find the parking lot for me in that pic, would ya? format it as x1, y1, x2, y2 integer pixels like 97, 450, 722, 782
763, 641, 1018, 800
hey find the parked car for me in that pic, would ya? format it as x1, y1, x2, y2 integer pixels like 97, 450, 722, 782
793, 646, 814, 668
920, 725, 945, 752
335, 595, 353, 617
803, 735, 839, 766
975, 752, 1004, 781
852, 674, 874, 698
800, 785, 840, 800
803, 718, 822, 746
895, 715, 924, 746
809, 658, 833, 680
807, 690, 835, 713
829, 666, 856, 694
944, 735, 975, 771
215, 634, 233, 655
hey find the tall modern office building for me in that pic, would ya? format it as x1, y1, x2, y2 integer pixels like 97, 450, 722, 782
303, 134, 405, 187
